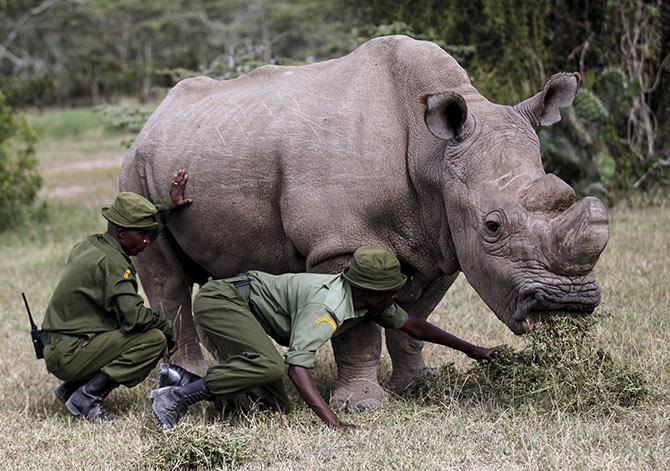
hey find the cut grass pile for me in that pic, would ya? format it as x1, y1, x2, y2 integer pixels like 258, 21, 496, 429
418, 312, 650, 415
147, 422, 259, 470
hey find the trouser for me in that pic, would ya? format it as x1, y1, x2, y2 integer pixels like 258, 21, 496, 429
193, 278, 290, 412
43, 329, 167, 387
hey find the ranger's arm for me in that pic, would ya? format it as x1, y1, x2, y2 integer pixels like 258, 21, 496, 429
104, 262, 175, 340
400, 316, 500, 360
287, 365, 358, 431
152, 168, 193, 234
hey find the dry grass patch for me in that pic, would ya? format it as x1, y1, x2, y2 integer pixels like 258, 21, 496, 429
147, 423, 259, 470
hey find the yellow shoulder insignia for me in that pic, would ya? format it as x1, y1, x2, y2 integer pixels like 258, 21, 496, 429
315, 316, 337, 334
123, 268, 131, 279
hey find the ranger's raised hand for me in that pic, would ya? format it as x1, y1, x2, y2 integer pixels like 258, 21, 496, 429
170, 168, 193, 208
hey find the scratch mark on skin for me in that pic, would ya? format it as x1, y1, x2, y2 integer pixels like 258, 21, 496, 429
236, 105, 248, 120
214, 125, 227, 146
497, 172, 527, 190
284, 104, 340, 139
262, 101, 277, 119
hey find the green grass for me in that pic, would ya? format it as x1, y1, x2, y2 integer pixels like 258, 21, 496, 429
25, 106, 130, 208
0, 121, 668, 469
27, 107, 106, 140
1, 203, 668, 469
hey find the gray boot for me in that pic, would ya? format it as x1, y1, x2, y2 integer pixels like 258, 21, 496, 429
150, 378, 212, 430
54, 380, 85, 404
65, 372, 119, 421
157, 363, 201, 388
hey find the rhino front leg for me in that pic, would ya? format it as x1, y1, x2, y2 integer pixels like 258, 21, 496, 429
136, 232, 208, 377
386, 273, 458, 393
330, 321, 386, 411
307, 256, 386, 411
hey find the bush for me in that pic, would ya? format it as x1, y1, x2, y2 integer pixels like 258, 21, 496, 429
0, 91, 42, 230
96, 104, 154, 133
540, 69, 636, 203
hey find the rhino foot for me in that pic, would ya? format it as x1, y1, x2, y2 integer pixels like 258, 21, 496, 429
390, 367, 437, 394
329, 379, 387, 412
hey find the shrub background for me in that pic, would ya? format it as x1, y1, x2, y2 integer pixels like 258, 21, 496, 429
0, 91, 41, 230
1, 0, 668, 203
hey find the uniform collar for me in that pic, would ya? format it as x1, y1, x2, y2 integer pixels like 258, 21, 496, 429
100, 232, 132, 263
327, 275, 368, 324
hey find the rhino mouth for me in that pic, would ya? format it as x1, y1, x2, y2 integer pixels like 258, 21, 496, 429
510, 281, 601, 335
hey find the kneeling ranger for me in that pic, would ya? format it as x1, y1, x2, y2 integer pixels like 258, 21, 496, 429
42, 169, 192, 421
151, 246, 500, 430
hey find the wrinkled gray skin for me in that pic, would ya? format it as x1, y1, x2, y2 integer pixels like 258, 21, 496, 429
120, 35, 609, 411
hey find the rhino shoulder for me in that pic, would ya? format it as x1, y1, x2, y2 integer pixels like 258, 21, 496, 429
354, 35, 471, 88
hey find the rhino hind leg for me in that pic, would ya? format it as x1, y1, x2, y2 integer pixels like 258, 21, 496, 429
385, 330, 430, 393
136, 230, 209, 377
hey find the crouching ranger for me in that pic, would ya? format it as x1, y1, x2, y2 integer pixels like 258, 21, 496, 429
42, 170, 193, 421
151, 246, 501, 430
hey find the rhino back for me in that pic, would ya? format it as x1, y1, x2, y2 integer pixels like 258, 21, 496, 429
123, 35, 475, 276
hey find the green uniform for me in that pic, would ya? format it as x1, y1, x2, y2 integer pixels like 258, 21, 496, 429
193, 272, 409, 409
43, 195, 176, 387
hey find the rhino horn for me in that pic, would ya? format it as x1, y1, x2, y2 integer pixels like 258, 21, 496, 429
522, 174, 576, 213
515, 72, 581, 127
423, 92, 468, 140
548, 196, 610, 275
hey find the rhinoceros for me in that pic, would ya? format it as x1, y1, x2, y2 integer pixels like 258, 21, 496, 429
120, 35, 609, 410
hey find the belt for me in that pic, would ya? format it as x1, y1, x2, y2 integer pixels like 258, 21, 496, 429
233, 277, 251, 301
41, 331, 76, 346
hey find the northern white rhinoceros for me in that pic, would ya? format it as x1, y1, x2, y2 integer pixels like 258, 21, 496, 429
119, 35, 609, 410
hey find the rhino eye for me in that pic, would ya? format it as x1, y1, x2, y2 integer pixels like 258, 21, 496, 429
485, 220, 501, 233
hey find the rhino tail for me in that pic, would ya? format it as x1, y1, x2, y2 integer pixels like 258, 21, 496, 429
161, 228, 213, 286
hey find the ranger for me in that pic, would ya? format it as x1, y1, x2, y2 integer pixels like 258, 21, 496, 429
151, 246, 500, 430
42, 169, 192, 421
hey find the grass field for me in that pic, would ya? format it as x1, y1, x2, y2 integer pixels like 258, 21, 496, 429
0, 109, 668, 470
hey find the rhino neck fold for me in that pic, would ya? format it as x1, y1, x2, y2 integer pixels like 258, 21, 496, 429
405, 149, 459, 276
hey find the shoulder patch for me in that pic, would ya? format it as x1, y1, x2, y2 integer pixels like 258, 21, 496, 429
315, 315, 337, 334
123, 268, 131, 279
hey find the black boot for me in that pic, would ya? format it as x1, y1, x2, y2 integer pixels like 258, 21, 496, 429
54, 380, 85, 404
65, 371, 119, 421
150, 378, 213, 430
157, 363, 201, 388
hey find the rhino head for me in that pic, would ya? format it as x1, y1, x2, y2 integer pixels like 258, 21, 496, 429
424, 73, 609, 334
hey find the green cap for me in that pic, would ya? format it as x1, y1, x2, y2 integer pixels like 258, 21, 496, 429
101, 192, 158, 230
342, 246, 407, 292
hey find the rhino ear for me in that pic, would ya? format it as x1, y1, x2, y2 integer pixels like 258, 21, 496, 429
423, 92, 468, 141
515, 72, 581, 127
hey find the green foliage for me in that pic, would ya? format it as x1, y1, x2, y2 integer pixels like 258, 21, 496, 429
147, 422, 258, 469
540, 68, 642, 201
345, 0, 669, 202
0, 0, 355, 104
0, 72, 55, 108
96, 104, 154, 133
2, 0, 667, 202
418, 312, 650, 415
0, 91, 42, 230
